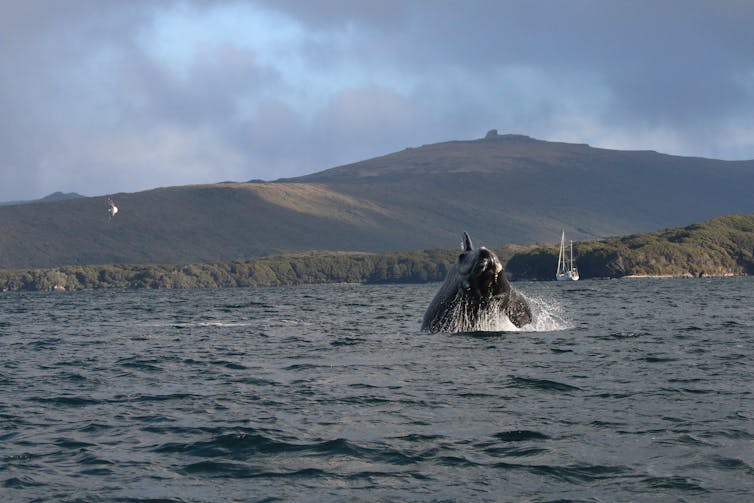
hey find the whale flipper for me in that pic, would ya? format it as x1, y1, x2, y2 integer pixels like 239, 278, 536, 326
505, 289, 532, 328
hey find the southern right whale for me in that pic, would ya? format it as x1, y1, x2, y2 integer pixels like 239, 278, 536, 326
421, 232, 532, 332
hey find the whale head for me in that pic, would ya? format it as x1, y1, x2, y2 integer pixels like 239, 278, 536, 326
457, 232, 508, 299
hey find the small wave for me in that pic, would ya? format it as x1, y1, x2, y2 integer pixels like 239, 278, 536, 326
654, 434, 712, 447
436, 455, 483, 467
78, 422, 112, 433
599, 331, 650, 339
711, 456, 754, 473
659, 386, 714, 395
155, 430, 298, 458
593, 392, 634, 399
27, 337, 61, 349
510, 376, 582, 392
391, 433, 444, 443
112, 493, 189, 503
493, 430, 551, 441
76, 453, 114, 467
210, 360, 246, 370
3, 475, 43, 489
132, 393, 201, 402
700, 429, 754, 440
182, 460, 259, 477
198, 321, 256, 327
310, 439, 421, 466
183, 460, 329, 480
283, 363, 324, 371
29, 395, 99, 407
642, 475, 708, 492
58, 371, 91, 382
722, 320, 744, 328
527, 463, 631, 483
640, 356, 676, 363
681, 325, 704, 331
171, 321, 258, 329
79, 467, 113, 476
54, 437, 96, 449
156, 430, 430, 468
238, 376, 277, 386
217, 300, 274, 310
116, 356, 162, 372
330, 337, 365, 347
483, 446, 548, 457
590, 420, 628, 428
488, 460, 631, 484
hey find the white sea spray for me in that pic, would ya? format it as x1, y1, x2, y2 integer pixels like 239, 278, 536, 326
445, 292, 570, 332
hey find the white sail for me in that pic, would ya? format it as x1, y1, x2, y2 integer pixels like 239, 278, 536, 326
556, 230, 566, 277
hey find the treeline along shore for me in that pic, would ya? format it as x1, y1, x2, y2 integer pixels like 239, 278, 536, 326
0, 250, 461, 292
1, 214, 753, 292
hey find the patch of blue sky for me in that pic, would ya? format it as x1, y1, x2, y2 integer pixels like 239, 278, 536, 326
138, 3, 296, 72
136, 2, 416, 122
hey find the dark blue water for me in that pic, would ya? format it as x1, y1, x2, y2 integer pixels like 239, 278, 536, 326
1, 278, 753, 502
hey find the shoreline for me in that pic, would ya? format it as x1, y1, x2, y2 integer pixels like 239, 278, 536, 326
620, 272, 741, 279
2, 273, 751, 294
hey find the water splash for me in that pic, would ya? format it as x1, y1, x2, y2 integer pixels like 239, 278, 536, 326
523, 294, 571, 332
446, 293, 570, 333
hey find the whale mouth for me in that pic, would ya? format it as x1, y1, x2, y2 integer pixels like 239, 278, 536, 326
471, 252, 503, 297
474, 250, 503, 277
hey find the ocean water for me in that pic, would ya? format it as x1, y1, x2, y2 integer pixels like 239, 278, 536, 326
1, 278, 753, 502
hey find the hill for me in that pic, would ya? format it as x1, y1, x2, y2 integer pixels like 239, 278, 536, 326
1, 132, 753, 269
0, 191, 84, 206
506, 214, 754, 280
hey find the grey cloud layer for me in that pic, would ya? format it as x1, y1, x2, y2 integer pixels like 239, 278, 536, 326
2, 0, 753, 200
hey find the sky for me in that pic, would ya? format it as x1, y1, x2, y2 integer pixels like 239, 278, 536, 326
2, 0, 754, 201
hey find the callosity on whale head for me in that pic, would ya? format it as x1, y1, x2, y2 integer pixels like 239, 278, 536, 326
421, 232, 532, 333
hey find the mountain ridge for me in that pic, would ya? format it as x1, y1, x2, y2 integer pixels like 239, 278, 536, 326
1, 133, 753, 269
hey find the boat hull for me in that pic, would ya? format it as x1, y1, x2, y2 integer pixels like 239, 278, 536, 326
556, 271, 579, 281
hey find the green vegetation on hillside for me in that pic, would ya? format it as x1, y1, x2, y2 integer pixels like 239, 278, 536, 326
506, 214, 754, 280
1, 215, 752, 292
0, 249, 459, 292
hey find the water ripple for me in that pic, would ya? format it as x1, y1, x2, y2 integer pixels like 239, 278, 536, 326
1, 280, 753, 501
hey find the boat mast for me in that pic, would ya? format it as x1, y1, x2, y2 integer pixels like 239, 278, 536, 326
557, 230, 565, 276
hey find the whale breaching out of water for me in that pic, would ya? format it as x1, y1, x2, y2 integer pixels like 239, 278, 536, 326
107, 197, 118, 220
421, 232, 532, 333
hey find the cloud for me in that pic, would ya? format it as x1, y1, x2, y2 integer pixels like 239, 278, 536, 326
1, 1, 754, 201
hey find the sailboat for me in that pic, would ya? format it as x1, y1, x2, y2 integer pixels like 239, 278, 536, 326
556, 230, 579, 281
